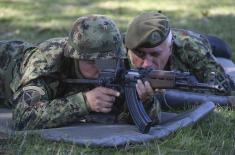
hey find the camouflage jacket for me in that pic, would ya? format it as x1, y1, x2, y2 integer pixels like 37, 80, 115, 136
10, 38, 94, 130
165, 29, 234, 95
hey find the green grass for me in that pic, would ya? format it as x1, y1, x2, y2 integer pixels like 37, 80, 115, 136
3, 109, 235, 155
1, 0, 235, 154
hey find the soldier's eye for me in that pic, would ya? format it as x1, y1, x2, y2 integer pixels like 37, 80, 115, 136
151, 51, 160, 57
134, 49, 146, 59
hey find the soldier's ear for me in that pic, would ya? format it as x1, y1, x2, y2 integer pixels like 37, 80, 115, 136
169, 32, 174, 55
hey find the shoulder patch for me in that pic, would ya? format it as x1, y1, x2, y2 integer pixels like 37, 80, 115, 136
23, 86, 45, 95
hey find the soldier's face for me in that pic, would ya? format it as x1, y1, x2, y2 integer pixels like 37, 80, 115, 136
129, 33, 173, 70
79, 60, 100, 78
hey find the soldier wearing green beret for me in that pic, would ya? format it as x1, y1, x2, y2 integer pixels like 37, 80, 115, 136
0, 14, 161, 130
125, 12, 235, 101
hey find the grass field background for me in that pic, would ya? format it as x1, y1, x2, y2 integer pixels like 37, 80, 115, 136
0, 0, 235, 154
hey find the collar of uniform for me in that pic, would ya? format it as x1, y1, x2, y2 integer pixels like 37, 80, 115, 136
164, 42, 177, 71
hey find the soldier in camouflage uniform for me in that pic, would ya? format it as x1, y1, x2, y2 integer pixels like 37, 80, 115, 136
0, 14, 161, 130
125, 12, 235, 101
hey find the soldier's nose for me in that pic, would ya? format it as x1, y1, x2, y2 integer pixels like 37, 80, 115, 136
142, 56, 153, 68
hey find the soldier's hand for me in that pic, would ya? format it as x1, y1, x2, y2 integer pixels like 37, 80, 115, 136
136, 79, 154, 102
85, 86, 120, 113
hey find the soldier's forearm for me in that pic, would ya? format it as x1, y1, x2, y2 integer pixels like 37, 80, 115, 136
13, 91, 90, 130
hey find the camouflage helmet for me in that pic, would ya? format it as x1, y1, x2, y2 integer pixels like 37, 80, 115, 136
65, 14, 126, 60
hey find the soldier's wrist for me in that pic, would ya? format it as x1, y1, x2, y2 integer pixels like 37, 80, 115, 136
82, 92, 91, 112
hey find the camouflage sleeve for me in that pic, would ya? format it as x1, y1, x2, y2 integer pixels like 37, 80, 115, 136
12, 42, 91, 130
176, 37, 234, 95
13, 78, 90, 130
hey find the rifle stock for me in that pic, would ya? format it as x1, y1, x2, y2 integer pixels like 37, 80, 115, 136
133, 68, 224, 92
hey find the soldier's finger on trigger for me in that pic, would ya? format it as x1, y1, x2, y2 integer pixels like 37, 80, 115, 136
101, 87, 120, 97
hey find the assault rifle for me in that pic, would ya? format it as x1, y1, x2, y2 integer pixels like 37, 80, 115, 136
63, 61, 224, 133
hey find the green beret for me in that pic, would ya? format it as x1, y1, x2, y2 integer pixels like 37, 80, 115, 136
125, 12, 170, 50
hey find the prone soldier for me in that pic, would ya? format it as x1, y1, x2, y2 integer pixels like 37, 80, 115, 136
125, 12, 235, 101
